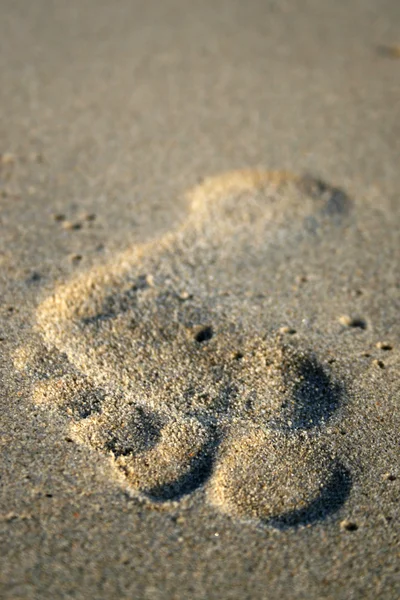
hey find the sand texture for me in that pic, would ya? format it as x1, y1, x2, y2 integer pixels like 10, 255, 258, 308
1, 1, 400, 599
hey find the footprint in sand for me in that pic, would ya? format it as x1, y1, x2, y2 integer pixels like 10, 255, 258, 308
15, 170, 354, 527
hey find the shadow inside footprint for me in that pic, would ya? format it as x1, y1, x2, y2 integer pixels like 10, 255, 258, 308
271, 350, 345, 431
70, 388, 105, 419
267, 463, 352, 530
298, 178, 353, 239
143, 439, 220, 502
300, 176, 352, 224
81, 275, 152, 327
288, 358, 343, 430
105, 406, 164, 456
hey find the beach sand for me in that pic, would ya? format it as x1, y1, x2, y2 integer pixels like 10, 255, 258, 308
1, 1, 399, 598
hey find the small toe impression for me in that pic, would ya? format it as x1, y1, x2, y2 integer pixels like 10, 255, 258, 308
243, 343, 343, 431
32, 373, 106, 420
207, 428, 348, 526
268, 346, 343, 430
114, 416, 214, 502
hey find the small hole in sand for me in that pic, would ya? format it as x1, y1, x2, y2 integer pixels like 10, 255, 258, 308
70, 254, 83, 263
62, 221, 82, 231
233, 352, 244, 360
339, 315, 367, 329
384, 473, 397, 482
376, 342, 393, 351
341, 520, 358, 532
349, 318, 366, 329
26, 272, 42, 284
373, 359, 385, 369
295, 275, 308, 284
82, 213, 96, 222
178, 290, 192, 301
194, 326, 214, 343
53, 213, 66, 222
279, 326, 297, 335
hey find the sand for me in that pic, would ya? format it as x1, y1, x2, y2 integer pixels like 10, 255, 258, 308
1, 1, 399, 599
